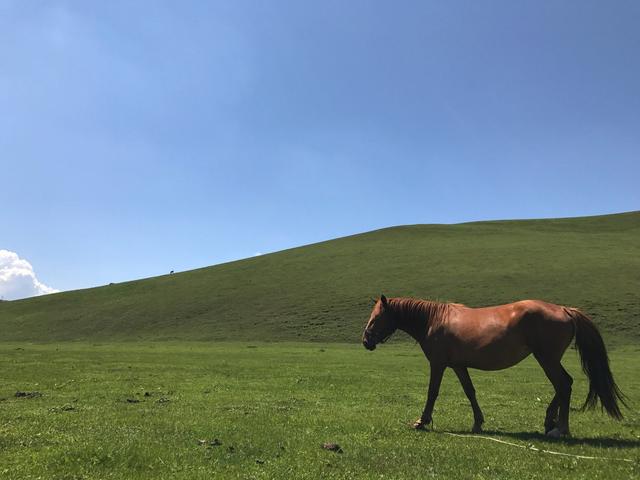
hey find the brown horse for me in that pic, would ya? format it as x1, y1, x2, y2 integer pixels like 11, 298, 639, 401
362, 295, 626, 437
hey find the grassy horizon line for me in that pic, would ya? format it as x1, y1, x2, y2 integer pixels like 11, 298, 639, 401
1, 211, 639, 344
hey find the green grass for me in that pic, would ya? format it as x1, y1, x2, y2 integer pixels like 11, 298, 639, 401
1, 342, 639, 479
1, 211, 639, 343
1, 212, 639, 477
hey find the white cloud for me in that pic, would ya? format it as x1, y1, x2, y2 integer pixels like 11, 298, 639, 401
0, 250, 59, 300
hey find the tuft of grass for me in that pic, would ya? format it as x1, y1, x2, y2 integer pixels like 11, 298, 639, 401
1, 342, 638, 479
1, 211, 639, 344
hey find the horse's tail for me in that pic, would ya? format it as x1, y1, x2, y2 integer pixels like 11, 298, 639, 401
566, 307, 627, 420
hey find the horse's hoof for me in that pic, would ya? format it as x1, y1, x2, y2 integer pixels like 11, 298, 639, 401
546, 428, 563, 438
471, 424, 483, 434
412, 419, 428, 430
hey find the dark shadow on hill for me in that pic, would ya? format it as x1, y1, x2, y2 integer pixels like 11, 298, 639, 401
443, 429, 640, 449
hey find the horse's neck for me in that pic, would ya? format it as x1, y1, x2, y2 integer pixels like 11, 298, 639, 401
392, 298, 443, 341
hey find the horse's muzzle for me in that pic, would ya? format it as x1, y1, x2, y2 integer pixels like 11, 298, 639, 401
362, 332, 376, 351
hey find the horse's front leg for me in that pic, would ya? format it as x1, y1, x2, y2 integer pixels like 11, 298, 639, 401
413, 363, 446, 430
453, 366, 484, 433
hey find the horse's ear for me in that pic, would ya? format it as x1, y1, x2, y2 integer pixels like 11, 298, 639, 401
380, 294, 387, 306
370, 297, 377, 305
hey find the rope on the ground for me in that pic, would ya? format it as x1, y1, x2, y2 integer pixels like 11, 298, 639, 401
441, 431, 635, 463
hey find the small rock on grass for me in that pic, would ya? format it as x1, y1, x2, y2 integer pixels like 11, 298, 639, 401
322, 443, 343, 453
49, 404, 76, 413
197, 438, 222, 447
15, 391, 42, 399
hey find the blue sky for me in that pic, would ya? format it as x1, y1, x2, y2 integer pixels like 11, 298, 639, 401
1, 1, 639, 296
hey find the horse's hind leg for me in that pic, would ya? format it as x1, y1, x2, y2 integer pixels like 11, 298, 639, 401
543, 394, 559, 434
535, 355, 573, 436
453, 367, 484, 433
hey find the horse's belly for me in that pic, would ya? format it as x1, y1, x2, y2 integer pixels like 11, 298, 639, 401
464, 349, 531, 370
450, 338, 531, 371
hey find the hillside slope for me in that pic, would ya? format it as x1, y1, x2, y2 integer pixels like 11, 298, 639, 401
1, 212, 639, 343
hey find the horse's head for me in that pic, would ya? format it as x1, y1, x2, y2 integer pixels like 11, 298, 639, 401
362, 294, 397, 351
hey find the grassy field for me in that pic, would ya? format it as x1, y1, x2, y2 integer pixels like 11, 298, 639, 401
1, 342, 639, 479
1, 212, 639, 478
1, 211, 639, 344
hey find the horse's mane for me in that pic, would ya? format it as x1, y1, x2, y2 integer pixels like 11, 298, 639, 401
388, 297, 451, 340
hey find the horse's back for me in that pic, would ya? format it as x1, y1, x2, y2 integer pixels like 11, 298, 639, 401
439, 300, 574, 369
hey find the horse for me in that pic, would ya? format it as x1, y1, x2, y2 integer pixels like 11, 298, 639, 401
362, 295, 626, 437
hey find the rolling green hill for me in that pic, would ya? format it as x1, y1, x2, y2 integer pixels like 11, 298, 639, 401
1, 211, 639, 343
